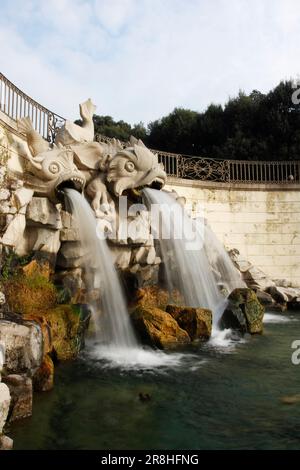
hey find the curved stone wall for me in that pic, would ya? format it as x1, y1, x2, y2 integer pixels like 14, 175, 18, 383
166, 177, 300, 287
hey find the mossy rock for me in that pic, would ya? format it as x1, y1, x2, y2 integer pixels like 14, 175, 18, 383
3, 260, 57, 316
131, 306, 190, 349
221, 288, 264, 334
166, 305, 212, 340
33, 354, 54, 392
43, 305, 82, 361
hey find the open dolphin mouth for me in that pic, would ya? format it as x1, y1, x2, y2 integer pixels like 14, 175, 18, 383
124, 177, 165, 201
55, 173, 86, 200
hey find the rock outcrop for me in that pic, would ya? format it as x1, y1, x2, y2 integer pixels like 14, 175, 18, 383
131, 306, 190, 349
166, 305, 212, 340
220, 288, 264, 334
3, 374, 32, 422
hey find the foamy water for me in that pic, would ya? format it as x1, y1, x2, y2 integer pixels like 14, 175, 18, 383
264, 313, 297, 323
84, 342, 202, 371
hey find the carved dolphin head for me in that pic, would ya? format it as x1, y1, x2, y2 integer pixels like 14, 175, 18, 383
106, 139, 167, 197
24, 148, 85, 202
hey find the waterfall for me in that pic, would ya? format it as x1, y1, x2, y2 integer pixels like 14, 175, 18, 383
143, 188, 227, 326
203, 225, 246, 294
64, 188, 138, 349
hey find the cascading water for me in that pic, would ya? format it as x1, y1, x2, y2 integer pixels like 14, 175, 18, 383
203, 225, 246, 294
143, 189, 227, 327
63, 188, 187, 369
64, 188, 138, 349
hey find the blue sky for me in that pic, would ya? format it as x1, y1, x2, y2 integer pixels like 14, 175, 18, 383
0, 0, 299, 124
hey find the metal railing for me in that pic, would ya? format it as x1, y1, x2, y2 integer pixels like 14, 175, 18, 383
0, 72, 299, 185
0, 72, 65, 142
95, 134, 300, 184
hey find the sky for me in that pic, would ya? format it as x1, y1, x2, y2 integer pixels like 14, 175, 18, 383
0, 0, 300, 125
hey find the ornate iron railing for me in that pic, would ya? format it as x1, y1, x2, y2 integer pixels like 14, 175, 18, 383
0, 72, 299, 184
0, 72, 65, 142
95, 134, 300, 184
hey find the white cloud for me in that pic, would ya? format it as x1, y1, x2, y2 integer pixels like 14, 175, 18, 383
94, 0, 138, 34
0, 0, 300, 125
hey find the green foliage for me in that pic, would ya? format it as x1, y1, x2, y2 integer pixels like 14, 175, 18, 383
75, 115, 148, 142
84, 80, 300, 161
1, 251, 33, 280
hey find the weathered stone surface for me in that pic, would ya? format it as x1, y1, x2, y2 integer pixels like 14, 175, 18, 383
57, 241, 88, 268
0, 383, 10, 433
166, 305, 212, 340
1, 213, 26, 247
3, 374, 32, 422
229, 249, 252, 273
54, 268, 83, 303
33, 354, 54, 392
0, 321, 43, 374
13, 187, 34, 210
60, 210, 80, 241
267, 286, 300, 304
243, 266, 275, 290
0, 189, 10, 201
129, 264, 159, 287
0, 434, 13, 450
131, 306, 190, 349
26, 197, 62, 229
220, 288, 264, 334
132, 245, 158, 266
255, 290, 275, 307
32, 228, 61, 254
111, 247, 132, 270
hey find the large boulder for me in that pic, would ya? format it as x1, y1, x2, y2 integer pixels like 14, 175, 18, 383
25, 304, 88, 362
166, 305, 212, 340
220, 288, 264, 334
0, 383, 10, 433
255, 290, 275, 307
131, 306, 190, 349
0, 320, 43, 374
3, 374, 32, 422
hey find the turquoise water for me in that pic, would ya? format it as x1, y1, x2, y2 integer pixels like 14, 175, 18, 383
9, 312, 300, 450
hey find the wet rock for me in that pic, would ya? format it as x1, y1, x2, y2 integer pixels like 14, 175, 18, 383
131, 306, 190, 349
243, 266, 275, 290
220, 288, 264, 334
0, 434, 13, 450
280, 394, 300, 405
42, 305, 85, 361
129, 264, 159, 287
33, 354, 54, 392
26, 197, 62, 229
228, 249, 252, 273
267, 286, 300, 304
134, 286, 170, 309
54, 268, 83, 303
255, 290, 275, 307
0, 383, 10, 433
0, 321, 43, 374
3, 374, 32, 422
166, 305, 212, 340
